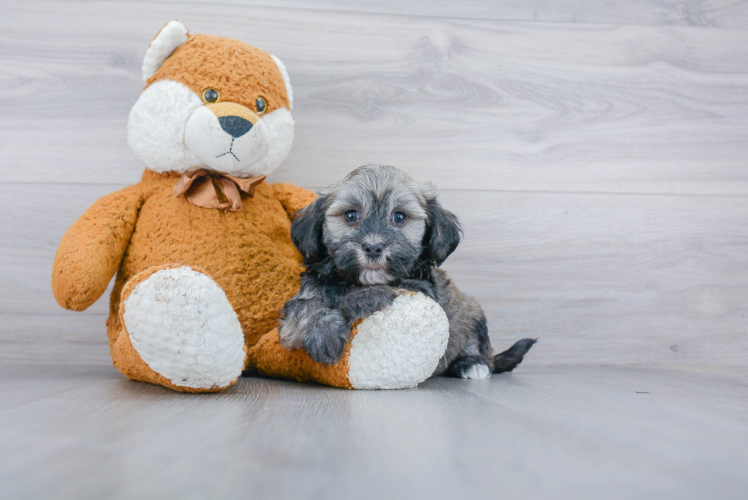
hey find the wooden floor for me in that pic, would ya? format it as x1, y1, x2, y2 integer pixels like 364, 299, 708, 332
2, 0, 748, 498
1, 364, 746, 499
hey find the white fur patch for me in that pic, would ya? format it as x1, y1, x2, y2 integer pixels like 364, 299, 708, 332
247, 107, 294, 176
128, 80, 203, 173
358, 268, 393, 285
462, 364, 491, 380
123, 266, 245, 390
270, 55, 293, 110
184, 107, 271, 176
127, 80, 294, 176
347, 293, 449, 389
142, 20, 188, 82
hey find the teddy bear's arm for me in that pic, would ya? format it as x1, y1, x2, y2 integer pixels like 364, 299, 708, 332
272, 183, 317, 219
52, 184, 145, 311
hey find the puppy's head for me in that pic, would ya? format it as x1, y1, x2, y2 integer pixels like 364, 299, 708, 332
128, 21, 294, 177
292, 165, 462, 284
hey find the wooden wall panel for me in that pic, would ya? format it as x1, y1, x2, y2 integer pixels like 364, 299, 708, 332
2, 185, 746, 367
162, 0, 748, 29
1, 0, 746, 367
1, 1, 748, 194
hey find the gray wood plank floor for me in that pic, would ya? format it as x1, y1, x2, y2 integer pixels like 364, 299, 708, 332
2, 1, 748, 498
2, 364, 747, 500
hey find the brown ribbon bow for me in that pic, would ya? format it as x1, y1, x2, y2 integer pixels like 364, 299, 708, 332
173, 169, 266, 212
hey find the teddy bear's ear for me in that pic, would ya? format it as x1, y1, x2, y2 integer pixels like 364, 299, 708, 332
270, 55, 293, 110
141, 20, 189, 83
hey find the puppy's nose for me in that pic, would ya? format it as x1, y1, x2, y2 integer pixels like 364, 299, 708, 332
362, 242, 384, 258
218, 116, 253, 138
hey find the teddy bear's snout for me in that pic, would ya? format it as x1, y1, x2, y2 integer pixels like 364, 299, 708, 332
207, 102, 259, 139
183, 100, 271, 173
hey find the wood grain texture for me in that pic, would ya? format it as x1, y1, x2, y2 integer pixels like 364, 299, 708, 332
0, 314, 109, 366
2, 183, 747, 367
1, 364, 746, 500
159, 0, 748, 29
2, 2, 748, 497
0, 3, 746, 364
2, 1, 748, 195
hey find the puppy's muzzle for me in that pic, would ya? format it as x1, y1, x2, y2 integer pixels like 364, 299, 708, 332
208, 102, 258, 138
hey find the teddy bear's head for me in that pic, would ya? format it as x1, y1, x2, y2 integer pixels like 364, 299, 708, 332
128, 21, 294, 178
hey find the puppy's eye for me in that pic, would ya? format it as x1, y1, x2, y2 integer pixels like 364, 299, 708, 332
203, 88, 220, 103
344, 210, 360, 224
256, 97, 267, 115
391, 211, 408, 225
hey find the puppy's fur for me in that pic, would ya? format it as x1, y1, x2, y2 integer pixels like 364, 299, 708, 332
279, 165, 536, 379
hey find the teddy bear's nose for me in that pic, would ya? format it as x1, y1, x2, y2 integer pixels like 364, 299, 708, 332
218, 115, 253, 138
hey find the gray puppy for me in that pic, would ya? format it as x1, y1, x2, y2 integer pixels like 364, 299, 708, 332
279, 165, 536, 379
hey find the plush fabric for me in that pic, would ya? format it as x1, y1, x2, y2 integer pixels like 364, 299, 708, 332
52, 22, 314, 392
128, 80, 204, 173
142, 20, 189, 82
53, 170, 313, 349
111, 264, 247, 392
270, 55, 293, 110
147, 33, 290, 114
52, 21, 450, 392
250, 293, 450, 390
249, 326, 357, 389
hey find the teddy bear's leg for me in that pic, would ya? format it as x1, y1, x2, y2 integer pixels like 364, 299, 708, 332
250, 293, 450, 390
111, 264, 246, 392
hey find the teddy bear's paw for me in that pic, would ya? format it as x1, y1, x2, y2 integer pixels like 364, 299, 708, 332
347, 293, 450, 389
122, 266, 246, 390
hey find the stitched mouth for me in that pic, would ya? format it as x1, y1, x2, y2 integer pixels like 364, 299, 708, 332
215, 137, 239, 162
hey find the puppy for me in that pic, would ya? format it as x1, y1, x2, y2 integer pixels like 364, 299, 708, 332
279, 165, 536, 379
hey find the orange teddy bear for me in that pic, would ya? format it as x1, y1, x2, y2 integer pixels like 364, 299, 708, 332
52, 22, 449, 392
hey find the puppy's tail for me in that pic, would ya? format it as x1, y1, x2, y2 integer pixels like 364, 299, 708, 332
492, 338, 537, 373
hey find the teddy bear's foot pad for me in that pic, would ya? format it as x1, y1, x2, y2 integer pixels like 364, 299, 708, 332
347, 293, 450, 389
249, 293, 450, 390
122, 266, 245, 390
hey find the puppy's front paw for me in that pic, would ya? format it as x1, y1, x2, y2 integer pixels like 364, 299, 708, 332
302, 310, 351, 365
339, 286, 397, 322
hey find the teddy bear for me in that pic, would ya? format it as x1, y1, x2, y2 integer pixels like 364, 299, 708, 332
51, 21, 449, 392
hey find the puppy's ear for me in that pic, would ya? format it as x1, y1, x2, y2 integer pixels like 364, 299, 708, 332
291, 196, 327, 264
422, 197, 462, 266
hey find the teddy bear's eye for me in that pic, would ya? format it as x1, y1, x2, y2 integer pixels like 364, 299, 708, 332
203, 88, 219, 103
255, 97, 267, 115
